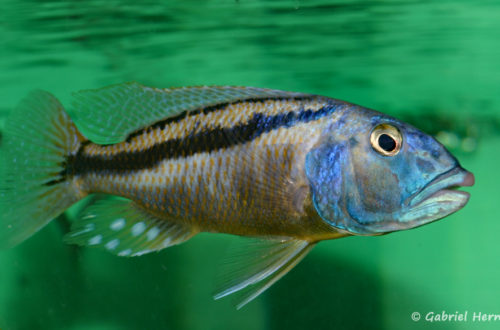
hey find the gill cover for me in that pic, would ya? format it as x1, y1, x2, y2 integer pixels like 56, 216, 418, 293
305, 141, 355, 233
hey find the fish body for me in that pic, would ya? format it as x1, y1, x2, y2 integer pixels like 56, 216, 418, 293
70, 96, 339, 241
0, 83, 474, 307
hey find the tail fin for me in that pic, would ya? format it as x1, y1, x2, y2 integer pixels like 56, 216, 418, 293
0, 91, 85, 248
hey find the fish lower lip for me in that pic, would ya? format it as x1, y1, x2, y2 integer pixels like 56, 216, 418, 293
400, 188, 471, 227
399, 167, 473, 227
409, 167, 474, 207
421, 188, 470, 205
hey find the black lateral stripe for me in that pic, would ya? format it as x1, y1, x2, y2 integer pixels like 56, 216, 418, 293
66, 103, 337, 177
124, 95, 315, 143
44, 140, 92, 186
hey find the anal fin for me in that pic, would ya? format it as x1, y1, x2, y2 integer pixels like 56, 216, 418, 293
214, 238, 315, 309
65, 197, 195, 257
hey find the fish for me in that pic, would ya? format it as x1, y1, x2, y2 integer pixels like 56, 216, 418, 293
0, 82, 474, 308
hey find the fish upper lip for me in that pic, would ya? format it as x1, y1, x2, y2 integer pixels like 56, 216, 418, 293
408, 166, 475, 207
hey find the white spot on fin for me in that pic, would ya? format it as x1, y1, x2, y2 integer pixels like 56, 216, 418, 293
118, 249, 132, 256
132, 249, 152, 257
147, 227, 160, 241
110, 218, 126, 231
88, 235, 102, 245
106, 239, 120, 250
71, 223, 95, 237
132, 222, 146, 236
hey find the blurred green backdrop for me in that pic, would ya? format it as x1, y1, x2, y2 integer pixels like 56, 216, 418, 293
0, 1, 498, 329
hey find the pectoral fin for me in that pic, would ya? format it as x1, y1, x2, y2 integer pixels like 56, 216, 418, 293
214, 238, 315, 309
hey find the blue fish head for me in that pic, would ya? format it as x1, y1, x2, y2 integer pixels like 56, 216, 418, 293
305, 106, 474, 235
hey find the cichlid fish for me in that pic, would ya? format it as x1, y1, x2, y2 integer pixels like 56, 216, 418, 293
0, 82, 474, 308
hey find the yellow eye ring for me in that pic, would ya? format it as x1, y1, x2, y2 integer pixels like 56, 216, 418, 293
370, 124, 402, 156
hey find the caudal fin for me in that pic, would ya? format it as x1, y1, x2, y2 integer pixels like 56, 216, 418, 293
0, 91, 85, 248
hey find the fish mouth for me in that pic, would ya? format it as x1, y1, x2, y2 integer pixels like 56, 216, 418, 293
400, 167, 474, 227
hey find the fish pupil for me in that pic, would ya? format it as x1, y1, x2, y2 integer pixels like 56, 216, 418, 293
378, 134, 396, 152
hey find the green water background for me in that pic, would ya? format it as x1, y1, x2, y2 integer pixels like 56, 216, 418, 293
0, 1, 498, 329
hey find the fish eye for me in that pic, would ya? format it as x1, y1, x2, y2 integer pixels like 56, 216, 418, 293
370, 124, 402, 156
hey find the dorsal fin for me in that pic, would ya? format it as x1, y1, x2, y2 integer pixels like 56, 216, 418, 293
71, 82, 308, 144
